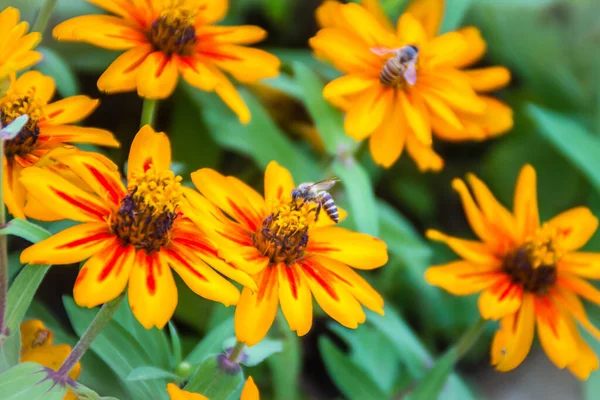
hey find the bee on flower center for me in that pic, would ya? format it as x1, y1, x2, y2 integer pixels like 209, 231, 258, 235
291, 178, 340, 223
503, 224, 562, 294
0, 88, 44, 158
370, 45, 419, 88
111, 166, 183, 253
148, 1, 197, 56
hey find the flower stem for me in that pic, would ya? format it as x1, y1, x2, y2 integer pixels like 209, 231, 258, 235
455, 318, 487, 359
0, 138, 6, 344
57, 294, 124, 376
140, 98, 159, 128
33, 0, 57, 34
227, 340, 246, 364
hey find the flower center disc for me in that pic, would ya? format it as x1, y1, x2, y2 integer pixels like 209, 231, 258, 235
503, 224, 561, 294
149, 2, 197, 56
111, 167, 183, 253
253, 198, 317, 265
0, 90, 44, 158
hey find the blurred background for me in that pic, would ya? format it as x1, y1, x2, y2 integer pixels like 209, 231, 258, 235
5, 0, 600, 398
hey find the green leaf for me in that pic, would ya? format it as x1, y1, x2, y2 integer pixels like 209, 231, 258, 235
186, 318, 234, 365
293, 62, 357, 156
63, 297, 168, 400
319, 336, 387, 400
0, 219, 51, 243
0, 362, 66, 400
1, 115, 28, 139
0, 326, 20, 373
37, 47, 80, 98
127, 366, 181, 382
268, 315, 301, 400
440, 0, 472, 33
333, 158, 379, 236
223, 338, 283, 366
5, 265, 51, 337
68, 381, 120, 400
168, 322, 182, 367
184, 355, 243, 400
405, 349, 458, 400
528, 104, 600, 194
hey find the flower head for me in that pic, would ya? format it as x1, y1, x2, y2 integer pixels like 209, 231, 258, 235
426, 164, 600, 379
0, 7, 42, 79
53, 0, 280, 123
310, 0, 513, 170
0, 71, 119, 219
184, 161, 388, 346
20, 320, 80, 400
19, 125, 255, 329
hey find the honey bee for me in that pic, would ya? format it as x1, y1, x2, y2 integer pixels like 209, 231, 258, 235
291, 178, 340, 223
370, 45, 419, 86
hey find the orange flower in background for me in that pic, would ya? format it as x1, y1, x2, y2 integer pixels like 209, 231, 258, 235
0, 71, 119, 219
53, 0, 280, 123
0, 7, 42, 79
20, 320, 81, 400
426, 164, 600, 379
184, 161, 388, 346
310, 0, 513, 170
167, 376, 259, 400
19, 125, 256, 329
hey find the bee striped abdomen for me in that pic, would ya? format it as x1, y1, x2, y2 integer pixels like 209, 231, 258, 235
321, 193, 339, 223
380, 59, 403, 86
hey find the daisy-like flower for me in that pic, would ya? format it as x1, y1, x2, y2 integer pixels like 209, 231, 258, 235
0, 71, 119, 219
310, 0, 513, 170
53, 0, 280, 123
0, 7, 42, 79
426, 164, 600, 379
183, 161, 388, 346
167, 376, 259, 400
19, 125, 255, 329
20, 320, 81, 400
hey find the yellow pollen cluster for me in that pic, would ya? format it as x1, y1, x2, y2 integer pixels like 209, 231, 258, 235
160, 0, 197, 26
524, 223, 564, 269
0, 88, 45, 125
149, 0, 198, 56
127, 166, 183, 214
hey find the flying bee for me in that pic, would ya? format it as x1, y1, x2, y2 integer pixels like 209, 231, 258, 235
291, 178, 340, 223
370, 45, 419, 86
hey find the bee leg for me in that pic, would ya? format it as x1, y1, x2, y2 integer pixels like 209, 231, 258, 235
315, 201, 322, 222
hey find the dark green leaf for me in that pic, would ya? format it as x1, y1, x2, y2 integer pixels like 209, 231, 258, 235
168, 322, 182, 367
0, 327, 20, 373
184, 355, 243, 400
37, 47, 80, 98
333, 158, 379, 235
68, 381, 120, 400
0, 362, 66, 400
268, 314, 301, 400
222, 338, 283, 366
319, 336, 387, 400
0, 219, 51, 244
405, 349, 458, 400
186, 318, 234, 365
5, 265, 51, 337
440, 0, 472, 33
127, 366, 181, 382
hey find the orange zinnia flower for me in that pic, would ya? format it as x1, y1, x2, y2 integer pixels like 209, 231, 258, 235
0, 71, 119, 219
53, 0, 280, 123
20, 125, 255, 329
167, 376, 259, 400
426, 165, 600, 379
184, 161, 388, 346
20, 320, 81, 400
310, 0, 513, 170
0, 7, 42, 79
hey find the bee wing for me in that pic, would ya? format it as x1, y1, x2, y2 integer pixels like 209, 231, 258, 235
404, 61, 417, 86
369, 46, 397, 56
309, 178, 340, 191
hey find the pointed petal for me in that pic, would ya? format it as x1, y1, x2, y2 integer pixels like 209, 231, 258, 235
425, 260, 503, 295
309, 28, 381, 74
535, 296, 578, 369
39, 125, 120, 148
234, 267, 279, 346
73, 240, 135, 307
405, 133, 444, 172
423, 32, 468, 67
451, 178, 498, 244
127, 125, 171, 180
175, 55, 218, 91
97, 44, 152, 94
241, 376, 259, 400
52, 15, 146, 50
137, 52, 179, 99
553, 286, 600, 341
167, 383, 209, 400
514, 164, 539, 240
426, 229, 499, 265
450, 27, 487, 68
323, 75, 377, 103
196, 25, 267, 45
339, 3, 396, 47
369, 93, 406, 168
465, 67, 511, 92
208, 45, 280, 83
307, 226, 388, 270
478, 278, 523, 320
396, 12, 427, 45
278, 263, 313, 336
264, 160, 295, 204
41, 96, 100, 126
196, 0, 228, 24
548, 207, 598, 251
20, 222, 112, 265
567, 335, 599, 380
405, 0, 444, 38
493, 293, 535, 371
558, 274, 600, 305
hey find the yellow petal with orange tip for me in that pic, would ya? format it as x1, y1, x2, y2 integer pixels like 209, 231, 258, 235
465, 67, 511, 92
73, 240, 136, 308
425, 260, 503, 295
299, 258, 366, 329
198, 250, 257, 292
548, 207, 599, 251
313, 255, 384, 315
210, 45, 280, 83
21, 343, 80, 380
227, 175, 267, 218
264, 160, 295, 205
535, 298, 578, 369
426, 229, 500, 265
20, 167, 111, 222
20, 222, 112, 265
405, 0, 444, 39
307, 226, 388, 270
344, 85, 390, 140
52, 15, 146, 50
278, 263, 313, 336
493, 293, 535, 372
478, 279, 523, 320
128, 251, 178, 329
41, 96, 100, 126
40, 125, 120, 148
127, 124, 172, 180
14, 70, 55, 103
241, 376, 260, 400
558, 274, 600, 305
405, 134, 444, 172
98, 44, 153, 94
235, 267, 279, 346
137, 52, 179, 99
20, 319, 53, 355
514, 164, 540, 240
553, 286, 600, 341
166, 383, 209, 400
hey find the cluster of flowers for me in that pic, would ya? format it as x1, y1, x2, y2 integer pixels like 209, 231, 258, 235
2, 0, 600, 398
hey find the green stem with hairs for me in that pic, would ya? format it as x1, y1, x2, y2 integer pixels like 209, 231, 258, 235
33, 0, 57, 34
140, 98, 159, 128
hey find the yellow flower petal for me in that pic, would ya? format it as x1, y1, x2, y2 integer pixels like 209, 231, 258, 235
344, 85, 390, 140
339, 3, 396, 47
14, 71, 55, 103
396, 12, 427, 45
97, 44, 153, 94
405, 134, 444, 172
535, 297, 578, 369
425, 260, 503, 295
405, 0, 444, 38
264, 161, 295, 205
20, 319, 53, 354
278, 263, 313, 336
478, 279, 523, 320
137, 52, 179, 99
369, 93, 406, 168
241, 376, 260, 400
209, 45, 280, 83
494, 293, 535, 372
465, 66, 511, 92
40, 125, 120, 148
167, 383, 209, 400
127, 125, 171, 180
548, 207, 599, 251
513, 164, 540, 240
426, 229, 499, 265
53, 15, 146, 50
196, 25, 267, 45
41, 96, 100, 126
